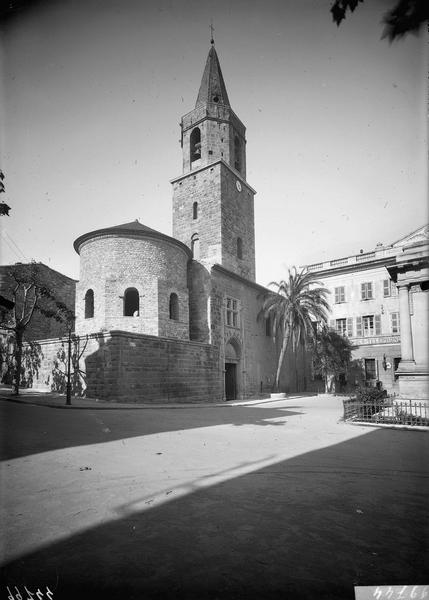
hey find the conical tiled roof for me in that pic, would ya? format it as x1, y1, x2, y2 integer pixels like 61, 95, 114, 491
196, 45, 230, 108
73, 220, 192, 257
108, 220, 159, 234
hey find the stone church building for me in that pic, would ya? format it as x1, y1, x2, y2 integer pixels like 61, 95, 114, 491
64, 42, 302, 402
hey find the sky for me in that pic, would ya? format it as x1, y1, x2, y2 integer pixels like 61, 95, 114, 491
0, 0, 427, 286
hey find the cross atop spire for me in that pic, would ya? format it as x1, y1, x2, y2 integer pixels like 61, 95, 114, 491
195, 44, 230, 108
210, 22, 215, 45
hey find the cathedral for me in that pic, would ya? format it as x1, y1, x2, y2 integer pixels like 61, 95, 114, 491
3, 42, 427, 401
67, 42, 302, 402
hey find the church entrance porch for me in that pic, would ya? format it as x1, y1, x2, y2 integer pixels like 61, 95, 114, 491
225, 363, 237, 400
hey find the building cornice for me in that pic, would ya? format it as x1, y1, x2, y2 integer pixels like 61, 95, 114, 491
170, 159, 257, 195
74, 226, 192, 259
181, 105, 245, 133
302, 255, 397, 278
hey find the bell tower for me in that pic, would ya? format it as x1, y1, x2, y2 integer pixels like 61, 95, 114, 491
171, 41, 256, 282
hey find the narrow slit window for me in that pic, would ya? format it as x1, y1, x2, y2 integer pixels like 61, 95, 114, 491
169, 293, 179, 321
84, 289, 94, 319
234, 135, 241, 172
193, 202, 198, 220
237, 237, 243, 259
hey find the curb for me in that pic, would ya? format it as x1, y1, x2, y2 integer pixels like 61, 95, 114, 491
346, 420, 429, 432
0, 394, 227, 410
0, 393, 300, 410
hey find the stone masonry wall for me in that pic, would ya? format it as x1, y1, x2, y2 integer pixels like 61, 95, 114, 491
172, 162, 255, 282
181, 104, 245, 174
76, 235, 189, 339
22, 331, 221, 403
220, 165, 255, 281
210, 268, 309, 398
172, 164, 222, 266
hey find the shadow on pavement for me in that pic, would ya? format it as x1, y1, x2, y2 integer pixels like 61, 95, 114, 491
0, 401, 304, 460
2, 427, 428, 599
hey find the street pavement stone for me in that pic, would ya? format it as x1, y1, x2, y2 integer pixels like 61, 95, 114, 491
1, 394, 428, 599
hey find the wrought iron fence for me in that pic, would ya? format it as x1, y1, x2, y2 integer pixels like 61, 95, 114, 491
343, 398, 429, 427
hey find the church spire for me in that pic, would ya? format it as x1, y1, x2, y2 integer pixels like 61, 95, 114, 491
195, 45, 230, 108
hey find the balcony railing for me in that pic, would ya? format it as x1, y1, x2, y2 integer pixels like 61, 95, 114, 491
304, 246, 398, 273
356, 251, 376, 263
330, 258, 348, 267
307, 262, 324, 272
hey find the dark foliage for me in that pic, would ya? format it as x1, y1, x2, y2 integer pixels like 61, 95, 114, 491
354, 385, 387, 402
0, 169, 11, 216
331, 0, 428, 40
312, 327, 352, 392
352, 385, 388, 418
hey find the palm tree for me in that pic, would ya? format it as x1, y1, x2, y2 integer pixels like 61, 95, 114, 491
261, 268, 330, 392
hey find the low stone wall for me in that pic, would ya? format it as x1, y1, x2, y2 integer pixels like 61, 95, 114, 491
22, 330, 222, 403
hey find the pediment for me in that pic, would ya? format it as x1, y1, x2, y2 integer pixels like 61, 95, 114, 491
392, 225, 429, 248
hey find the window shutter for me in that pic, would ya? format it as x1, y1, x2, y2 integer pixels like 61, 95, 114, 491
356, 316, 362, 337
383, 279, 390, 297
375, 314, 381, 335
347, 318, 353, 337
368, 282, 373, 299
334, 288, 339, 303
330, 319, 335, 330
360, 283, 365, 300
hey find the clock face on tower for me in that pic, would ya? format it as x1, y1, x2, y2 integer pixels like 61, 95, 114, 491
235, 180, 242, 192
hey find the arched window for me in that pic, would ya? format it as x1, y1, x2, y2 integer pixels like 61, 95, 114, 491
234, 135, 241, 172
84, 289, 94, 319
169, 293, 179, 320
123, 287, 139, 317
191, 233, 200, 260
237, 237, 243, 260
190, 127, 201, 163
193, 201, 198, 220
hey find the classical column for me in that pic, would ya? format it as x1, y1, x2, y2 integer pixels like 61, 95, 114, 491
398, 284, 414, 365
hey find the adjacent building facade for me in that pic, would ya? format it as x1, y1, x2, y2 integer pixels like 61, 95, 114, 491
303, 225, 429, 397
0, 263, 76, 342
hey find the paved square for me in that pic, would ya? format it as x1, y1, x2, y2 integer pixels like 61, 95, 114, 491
1, 395, 428, 599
